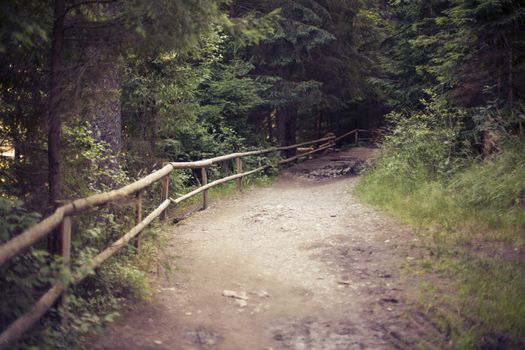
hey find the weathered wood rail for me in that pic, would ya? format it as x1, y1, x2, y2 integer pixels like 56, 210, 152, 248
0, 132, 360, 349
334, 128, 376, 145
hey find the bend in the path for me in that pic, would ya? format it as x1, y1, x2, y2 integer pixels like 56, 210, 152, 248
94, 148, 445, 350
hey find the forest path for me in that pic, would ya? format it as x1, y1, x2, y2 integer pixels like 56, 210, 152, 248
93, 148, 443, 350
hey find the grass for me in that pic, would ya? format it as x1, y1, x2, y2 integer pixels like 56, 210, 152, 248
356, 151, 525, 246
413, 250, 525, 349
355, 143, 525, 349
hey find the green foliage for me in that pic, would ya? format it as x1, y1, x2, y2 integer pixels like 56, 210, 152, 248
62, 123, 129, 195
379, 0, 525, 111
0, 0, 49, 204
361, 99, 462, 197
198, 43, 268, 150
0, 0, 49, 53
451, 139, 525, 211
122, 23, 272, 174
86, 258, 152, 301
0, 198, 40, 242
358, 99, 525, 241
233, 0, 363, 135
0, 199, 63, 349
357, 99, 525, 348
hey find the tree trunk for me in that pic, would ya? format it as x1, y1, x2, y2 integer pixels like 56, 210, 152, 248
48, 0, 65, 207
77, 3, 123, 189
508, 47, 513, 115
83, 42, 122, 189
47, 0, 65, 254
86, 45, 121, 156
277, 109, 286, 154
277, 106, 297, 158
316, 112, 323, 140
267, 110, 274, 142
289, 107, 297, 149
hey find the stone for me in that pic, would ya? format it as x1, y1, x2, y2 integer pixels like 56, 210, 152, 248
257, 290, 271, 298
235, 299, 248, 308
222, 289, 249, 300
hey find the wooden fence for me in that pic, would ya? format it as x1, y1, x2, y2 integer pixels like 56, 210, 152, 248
0, 130, 369, 349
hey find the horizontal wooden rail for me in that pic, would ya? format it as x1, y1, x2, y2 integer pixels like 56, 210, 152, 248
0, 198, 172, 349
0, 164, 174, 266
334, 129, 372, 144
79, 199, 172, 279
276, 136, 334, 151
334, 129, 356, 143
279, 141, 335, 164
0, 130, 361, 349
0, 282, 65, 349
170, 165, 270, 205
0, 135, 337, 266
168, 135, 335, 170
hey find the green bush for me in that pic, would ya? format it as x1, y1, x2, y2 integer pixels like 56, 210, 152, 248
357, 101, 461, 209
357, 100, 525, 242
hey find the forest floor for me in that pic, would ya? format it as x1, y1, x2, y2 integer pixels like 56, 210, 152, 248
93, 147, 446, 350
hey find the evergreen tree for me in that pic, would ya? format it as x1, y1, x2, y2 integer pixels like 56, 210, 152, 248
379, 0, 525, 115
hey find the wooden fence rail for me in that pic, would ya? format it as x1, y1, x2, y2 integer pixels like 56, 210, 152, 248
0, 131, 366, 349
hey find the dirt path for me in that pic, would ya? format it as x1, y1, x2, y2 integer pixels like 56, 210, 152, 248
93, 148, 444, 350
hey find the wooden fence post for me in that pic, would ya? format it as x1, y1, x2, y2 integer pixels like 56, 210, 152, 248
235, 157, 243, 192
160, 175, 169, 222
201, 167, 208, 210
58, 216, 71, 328
355, 130, 358, 146
134, 191, 143, 251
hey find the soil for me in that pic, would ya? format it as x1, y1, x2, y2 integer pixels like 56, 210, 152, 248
92, 147, 446, 350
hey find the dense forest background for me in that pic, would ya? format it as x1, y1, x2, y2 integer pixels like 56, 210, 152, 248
1, 0, 523, 211
0, 0, 384, 212
1, 0, 524, 349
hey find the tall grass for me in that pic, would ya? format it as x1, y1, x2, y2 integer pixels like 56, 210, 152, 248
357, 141, 525, 244
355, 104, 525, 348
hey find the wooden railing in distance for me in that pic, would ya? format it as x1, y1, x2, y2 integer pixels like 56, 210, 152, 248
334, 128, 372, 145
0, 133, 340, 350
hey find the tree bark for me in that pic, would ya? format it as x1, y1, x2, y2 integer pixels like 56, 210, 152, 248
85, 45, 121, 157
316, 112, 323, 140
277, 106, 297, 158
508, 47, 513, 115
80, 0, 122, 188
267, 110, 274, 142
48, 0, 66, 207
47, 0, 66, 253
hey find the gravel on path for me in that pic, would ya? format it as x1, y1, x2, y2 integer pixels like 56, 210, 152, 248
93, 148, 445, 350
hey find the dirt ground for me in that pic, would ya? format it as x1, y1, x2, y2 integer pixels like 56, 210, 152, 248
93, 148, 445, 350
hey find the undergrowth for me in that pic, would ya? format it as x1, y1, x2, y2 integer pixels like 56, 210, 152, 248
355, 101, 525, 348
